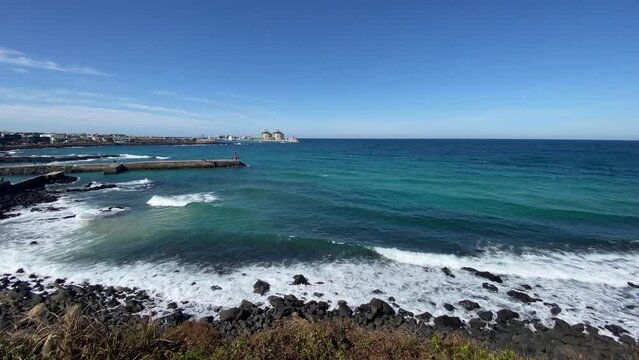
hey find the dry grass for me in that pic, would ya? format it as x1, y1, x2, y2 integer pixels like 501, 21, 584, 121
0, 307, 520, 360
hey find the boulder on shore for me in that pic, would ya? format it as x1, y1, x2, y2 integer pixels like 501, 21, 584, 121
253, 280, 270, 295
291, 274, 310, 285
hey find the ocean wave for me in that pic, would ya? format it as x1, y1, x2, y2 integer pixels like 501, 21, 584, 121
1, 255, 637, 337
147, 193, 219, 207
115, 154, 152, 159
372, 246, 639, 287
114, 178, 154, 191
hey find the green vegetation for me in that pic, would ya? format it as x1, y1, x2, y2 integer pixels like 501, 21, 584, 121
0, 309, 520, 360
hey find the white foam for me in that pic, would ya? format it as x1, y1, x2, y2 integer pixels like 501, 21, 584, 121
115, 154, 151, 159
1, 198, 637, 338
147, 193, 219, 207
155, 156, 170, 160
115, 178, 154, 191
372, 246, 639, 287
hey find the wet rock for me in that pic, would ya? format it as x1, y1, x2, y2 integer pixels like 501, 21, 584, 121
29, 241, 38, 245
458, 300, 480, 311
66, 183, 117, 192
416, 312, 432, 322
604, 324, 628, 336
219, 307, 241, 322
520, 284, 532, 290
16, 268, 25, 274
544, 302, 562, 315
337, 301, 353, 318
124, 298, 144, 313
371, 289, 384, 294
462, 267, 503, 283
482, 283, 498, 292
291, 274, 310, 285
388, 296, 396, 302
619, 334, 636, 346
190, 282, 196, 286
496, 309, 519, 323
469, 318, 485, 329
441, 267, 455, 278
313, 292, 324, 298
434, 315, 464, 330
167, 302, 178, 309
210, 285, 222, 291
477, 310, 493, 321
628, 282, 639, 288
253, 280, 270, 295
475, 271, 503, 283
369, 298, 395, 317
507, 290, 540, 303
443, 303, 455, 311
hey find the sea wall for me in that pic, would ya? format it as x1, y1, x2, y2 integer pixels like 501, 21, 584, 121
0, 159, 246, 176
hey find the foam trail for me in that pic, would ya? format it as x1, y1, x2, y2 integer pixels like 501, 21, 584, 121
147, 193, 218, 207
115, 154, 151, 159
372, 246, 639, 287
114, 178, 154, 191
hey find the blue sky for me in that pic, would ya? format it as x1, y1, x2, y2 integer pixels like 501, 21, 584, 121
0, 1, 638, 139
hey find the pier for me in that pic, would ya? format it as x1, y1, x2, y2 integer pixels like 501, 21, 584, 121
0, 159, 246, 176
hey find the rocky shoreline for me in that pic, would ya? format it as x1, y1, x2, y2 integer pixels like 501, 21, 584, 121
2, 177, 638, 359
0, 271, 637, 359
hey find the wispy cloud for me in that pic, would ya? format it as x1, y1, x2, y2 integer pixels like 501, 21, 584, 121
0, 103, 220, 136
0, 87, 100, 104
9, 67, 29, 74
0, 47, 109, 76
122, 102, 211, 119
151, 90, 176, 96
152, 89, 224, 106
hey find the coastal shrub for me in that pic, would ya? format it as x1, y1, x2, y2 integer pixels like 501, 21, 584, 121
0, 314, 522, 360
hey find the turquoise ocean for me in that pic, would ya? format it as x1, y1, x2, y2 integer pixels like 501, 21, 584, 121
1, 140, 638, 335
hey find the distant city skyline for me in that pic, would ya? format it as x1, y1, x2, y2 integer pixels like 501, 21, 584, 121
1, 1, 638, 139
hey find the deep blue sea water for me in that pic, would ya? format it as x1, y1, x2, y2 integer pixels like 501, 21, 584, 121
2, 140, 638, 335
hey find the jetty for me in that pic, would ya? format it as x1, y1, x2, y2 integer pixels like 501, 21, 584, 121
0, 159, 246, 176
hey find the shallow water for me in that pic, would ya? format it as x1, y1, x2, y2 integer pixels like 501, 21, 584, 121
1, 140, 638, 336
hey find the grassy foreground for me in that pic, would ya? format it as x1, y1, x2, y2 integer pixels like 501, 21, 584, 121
0, 310, 519, 360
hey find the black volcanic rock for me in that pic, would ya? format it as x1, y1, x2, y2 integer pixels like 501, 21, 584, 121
369, 298, 395, 317
543, 302, 562, 315
475, 271, 503, 283
253, 280, 270, 295
219, 307, 241, 322
482, 283, 498, 292
461, 267, 503, 283
443, 303, 455, 311
291, 274, 309, 285
507, 290, 540, 303
496, 309, 519, 323
441, 267, 455, 278
416, 312, 432, 322
434, 315, 464, 330
477, 310, 493, 321
458, 300, 480, 311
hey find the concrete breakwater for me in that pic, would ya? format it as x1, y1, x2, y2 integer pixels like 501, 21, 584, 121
0, 159, 246, 176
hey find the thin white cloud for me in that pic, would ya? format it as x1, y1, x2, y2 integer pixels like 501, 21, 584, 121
0, 104, 223, 136
0, 87, 99, 104
122, 102, 210, 119
0, 47, 109, 76
9, 67, 29, 74
151, 90, 177, 96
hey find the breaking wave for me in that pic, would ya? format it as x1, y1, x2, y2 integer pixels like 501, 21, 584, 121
146, 193, 219, 207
